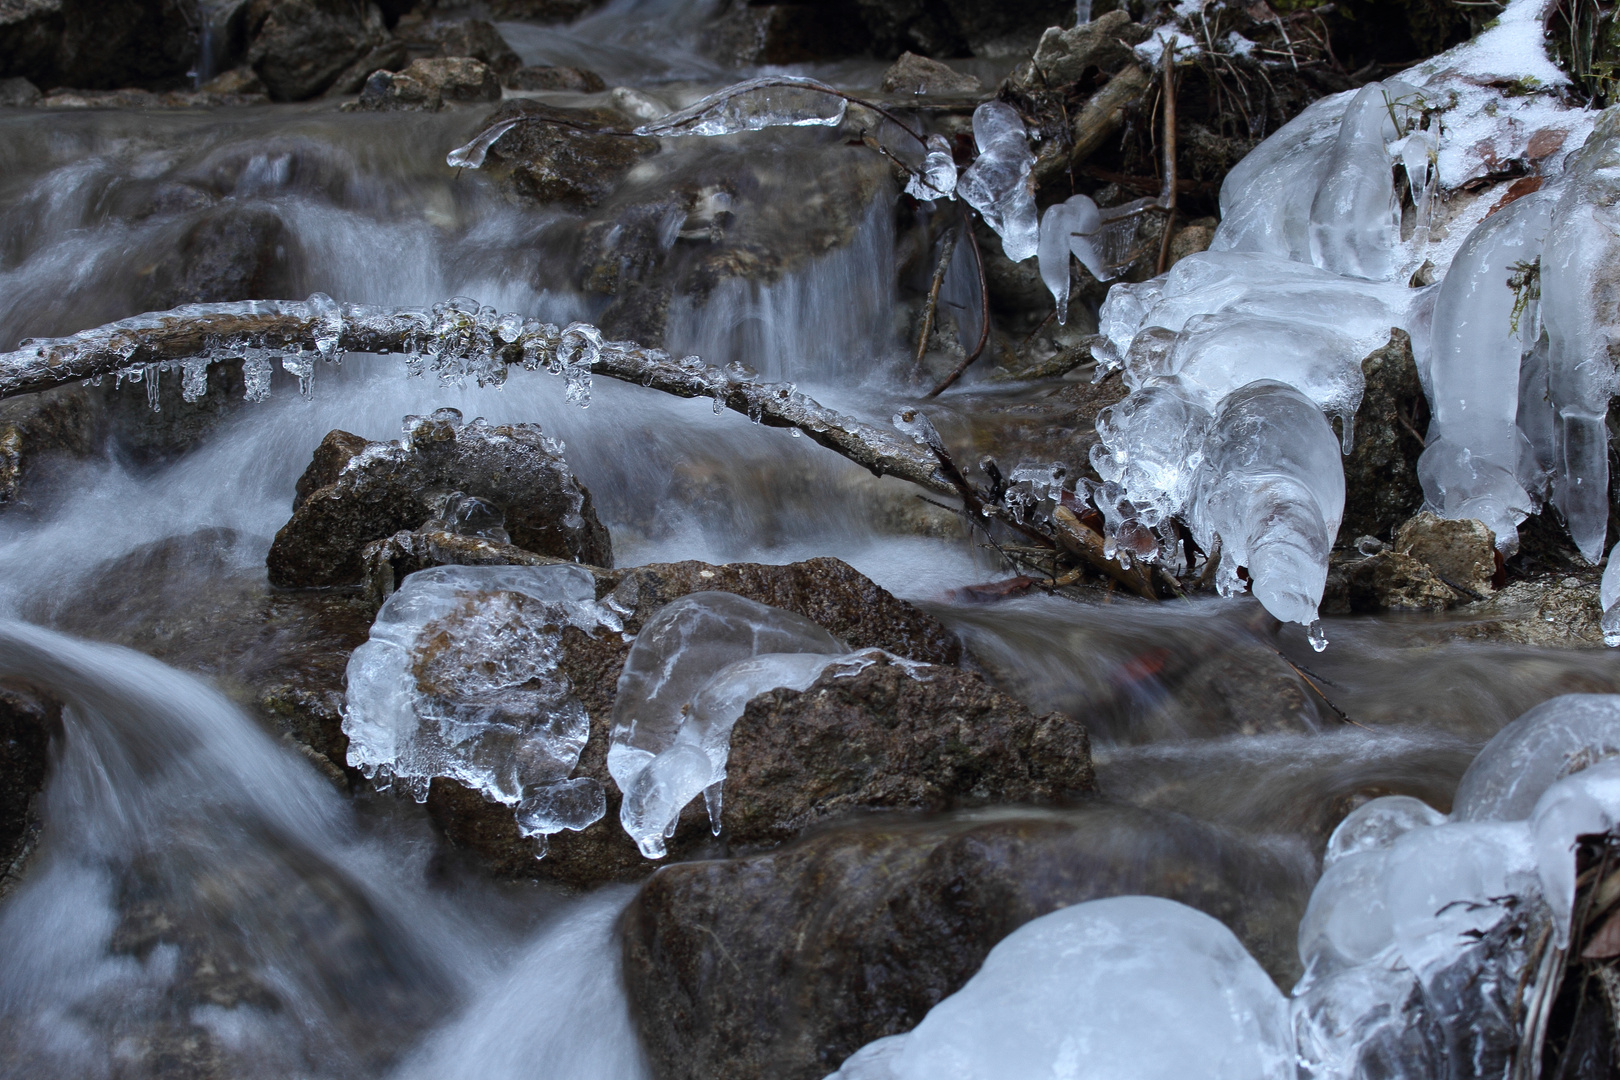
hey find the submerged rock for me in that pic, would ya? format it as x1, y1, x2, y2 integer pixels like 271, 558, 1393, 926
0, 76, 41, 106
266, 411, 612, 588
702, 2, 866, 66
475, 99, 657, 208
352, 56, 500, 111
622, 804, 1308, 1080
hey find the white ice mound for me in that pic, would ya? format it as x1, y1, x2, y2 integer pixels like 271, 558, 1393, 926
607, 591, 847, 858
956, 101, 1038, 263
1452, 693, 1620, 822
343, 564, 619, 854
1188, 381, 1345, 636
1603, 542, 1620, 646
825, 896, 1293, 1080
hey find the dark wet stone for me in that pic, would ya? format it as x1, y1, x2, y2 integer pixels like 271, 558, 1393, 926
482, 0, 600, 19
322, 37, 409, 98
0, 0, 197, 92
425, 556, 965, 886
399, 17, 520, 76
850, 0, 1072, 58
723, 654, 1094, 849
505, 64, 606, 93
622, 803, 1309, 1080
141, 205, 301, 309
267, 412, 612, 588
1341, 328, 1426, 542
476, 98, 658, 208
702, 2, 867, 66
245, 0, 393, 101
352, 56, 501, 111
0, 74, 41, 105
0, 682, 54, 897
880, 50, 981, 95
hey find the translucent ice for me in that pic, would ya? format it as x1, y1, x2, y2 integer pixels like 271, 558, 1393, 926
632, 76, 847, 137
1451, 693, 1620, 822
1540, 109, 1620, 562
1037, 194, 1106, 321
824, 896, 1293, 1080
447, 117, 523, 169
956, 101, 1038, 263
1187, 380, 1345, 631
1530, 757, 1620, 946
1297, 850, 1396, 975
1417, 188, 1553, 553
903, 133, 957, 203
1323, 795, 1446, 866
1090, 383, 1211, 526
1604, 542, 1620, 646
343, 565, 619, 853
1307, 81, 1421, 281
607, 592, 846, 858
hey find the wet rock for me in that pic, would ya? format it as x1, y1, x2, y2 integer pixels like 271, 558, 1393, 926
1339, 550, 1455, 612
424, 556, 964, 885
267, 411, 612, 588
622, 804, 1309, 1080
722, 655, 1093, 849
359, 527, 568, 602
1005, 10, 1150, 91
322, 37, 410, 97
1395, 511, 1496, 595
703, 1, 866, 66
0, 0, 197, 92
475, 98, 657, 208
850, 0, 1073, 58
0, 683, 54, 898
352, 56, 500, 111
505, 64, 606, 93
198, 65, 267, 96
880, 51, 981, 95
1340, 328, 1427, 540
1457, 575, 1605, 648
35, 85, 270, 108
0, 74, 40, 105
139, 205, 300, 309
1167, 220, 1215, 268
398, 16, 521, 75
245, 0, 393, 101
482, 0, 599, 19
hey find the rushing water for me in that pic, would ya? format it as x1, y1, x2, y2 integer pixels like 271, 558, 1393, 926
2, 6, 1619, 1077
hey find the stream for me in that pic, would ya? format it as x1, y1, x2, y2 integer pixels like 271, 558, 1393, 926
2, 2, 1619, 1078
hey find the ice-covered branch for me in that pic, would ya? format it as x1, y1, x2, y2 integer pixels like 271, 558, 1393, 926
0, 297, 953, 497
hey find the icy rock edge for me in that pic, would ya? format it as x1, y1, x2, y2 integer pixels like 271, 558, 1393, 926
343, 564, 622, 855
829, 694, 1620, 1080
606, 591, 930, 859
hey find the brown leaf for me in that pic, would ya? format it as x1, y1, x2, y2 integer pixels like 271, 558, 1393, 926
1526, 127, 1569, 162
1582, 906, 1620, 959
1485, 175, 1544, 218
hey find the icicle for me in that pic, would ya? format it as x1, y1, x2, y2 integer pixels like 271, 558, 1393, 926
241, 349, 273, 402
446, 117, 523, 169
180, 357, 209, 403
306, 291, 343, 364
556, 323, 602, 408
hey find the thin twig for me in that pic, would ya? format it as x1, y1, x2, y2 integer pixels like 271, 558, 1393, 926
913, 224, 958, 382
925, 208, 992, 397
1156, 41, 1180, 276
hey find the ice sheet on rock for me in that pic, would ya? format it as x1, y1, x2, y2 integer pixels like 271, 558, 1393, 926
1307, 80, 1421, 281
1186, 381, 1345, 634
1531, 758, 1620, 946
1452, 693, 1620, 822
1540, 109, 1620, 562
343, 565, 619, 853
1417, 188, 1554, 553
1037, 195, 1108, 322
1298, 850, 1396, 976
1324, 796, 1446, 867
956, 101, 1038, 263
1603, 542, 1620, 646
824, 896, 1293, 1080
618, 651, 839, 856
903, 134, 957, 203
1090, 384, 1211, 527
607, 591, 847, 858
632, 76, 847, 137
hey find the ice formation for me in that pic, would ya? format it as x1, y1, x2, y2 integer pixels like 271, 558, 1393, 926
1087, 0, 1619, 630
631, 76, 847, 137
903, 133, 958, 203
1603, 543, 1620, 646
1037, 194, 1109, 322
825, 896, 1294, 1080
606, 591, 847, 858
343, 565, 621, 854
1451, 693, 1620, 822
956, 101, 1039, 263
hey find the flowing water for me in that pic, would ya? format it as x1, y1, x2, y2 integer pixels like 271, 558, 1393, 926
1, 5, 1618, 1077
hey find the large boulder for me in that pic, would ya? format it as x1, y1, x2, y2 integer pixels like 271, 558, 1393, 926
244, 0, 393, 101
0, 0, 196, 91
474, 99, 658, 208
266, 409, 612, 588
622, 803, 1308, 1080
420, 556, 977, 886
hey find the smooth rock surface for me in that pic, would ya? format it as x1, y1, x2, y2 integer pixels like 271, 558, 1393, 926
879, 52, 981, 95
475, 99, 658, 208
353, 56, 500, 111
